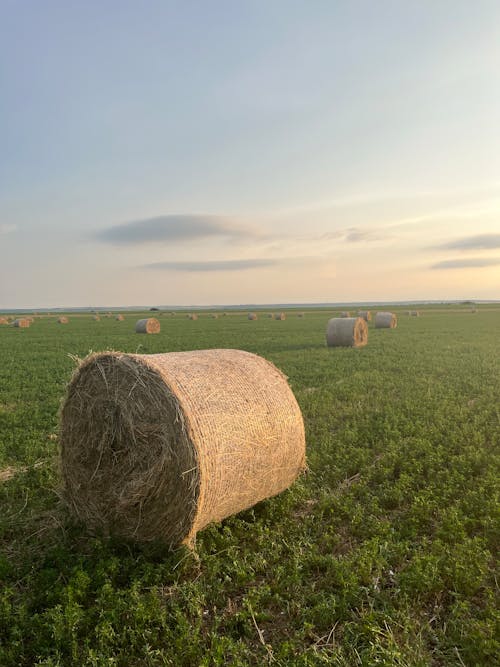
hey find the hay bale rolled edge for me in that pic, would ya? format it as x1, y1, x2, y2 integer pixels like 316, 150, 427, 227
357, 310, 372, 321
374, 312, 397, 328
135, 318, 160, 334
60, 349, 306, 547
326, 317, 368, 348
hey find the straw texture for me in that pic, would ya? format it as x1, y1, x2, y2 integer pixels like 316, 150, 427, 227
135, 318, 160, 334
13, 318, 30, 328
326, 317, 368, 348
0, 317, 8, 325
375, 312, 397, 328
60, 349, 306, 547
358, 311, 372, 322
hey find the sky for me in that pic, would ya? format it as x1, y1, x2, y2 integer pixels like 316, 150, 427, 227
1, 0, 500, 308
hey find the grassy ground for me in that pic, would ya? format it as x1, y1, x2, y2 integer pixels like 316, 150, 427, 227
0, 308, 498, 666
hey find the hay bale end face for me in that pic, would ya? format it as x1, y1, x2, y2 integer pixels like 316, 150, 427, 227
248, 312, 258, 320
374, 312, 397, 328
60, 349, 306, 546
13, 318, 30, 328
358, 310, 372, 322
326, 317, 368, 348
135, 318, 160, 334
187, 314, 198, 321
0, 317, 8, 325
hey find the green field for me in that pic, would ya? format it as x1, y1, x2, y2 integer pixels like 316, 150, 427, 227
0, 308, 498, 666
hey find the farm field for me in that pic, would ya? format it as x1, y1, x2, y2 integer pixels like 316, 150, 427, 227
0, 308, 498, 666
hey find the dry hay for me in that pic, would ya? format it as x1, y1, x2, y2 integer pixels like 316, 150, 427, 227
248, 312, 258, 320
340, 311, 351, 318
0, 317, 8, 325
13, 318, 30, 328
135, 318, 160, 334
187, 314, 198, 321
60, 349, 306, 546
357, 310, 372, 322
115, 314, 125, 321
374, 312, 397, 328
409, 310, 420, 317
93, 315, 101, 321
274, 312, 286, 321
326, 317, 368, 348
58, 316, 69, 324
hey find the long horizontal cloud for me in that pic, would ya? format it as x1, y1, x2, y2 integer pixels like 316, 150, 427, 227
143, 258, 278, 272
431, 257, 500, 270
436, 233, 500, 251
96, 214, 257, 244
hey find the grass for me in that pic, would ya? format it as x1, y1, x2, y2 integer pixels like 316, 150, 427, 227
0, 308, 498, 666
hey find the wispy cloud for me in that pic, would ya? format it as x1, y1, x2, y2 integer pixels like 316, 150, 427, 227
96, 214, 258, 245
315, 227, 390, 243
0, 224, 17, 235
143, 258, 276, 272
436, 233, 500, 251
431, 257, 500, 270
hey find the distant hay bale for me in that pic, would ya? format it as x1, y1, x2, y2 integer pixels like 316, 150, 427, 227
135, 318, 160, 334
326, 317, 368, 348
340, 311, 351, 318
297, 312, 305, 318
60, 349, 306, 546
374, 312, 397, 328
358, 311, 372, 322
211, 313, 219, 319
13, 318, 30, 328
274, 312, 286, 321
248, 312, 258, 320
409, 310, 420, 317
0, 317, 8, 325
93, 315, 101, 321
187, 314, 198, 321
58, 317, 69, 324
115, 314, 124, 321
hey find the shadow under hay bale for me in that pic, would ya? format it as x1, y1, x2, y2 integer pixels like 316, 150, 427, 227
135, 318, 160, 334
375, 312, 397, 328
60, 349, 306, 547
326, 317, 368, 348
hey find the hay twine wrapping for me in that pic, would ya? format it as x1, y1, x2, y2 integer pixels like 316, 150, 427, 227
60, 349, 306, 547
135, 318, 160, 334
357, 310, 372, 321
326, 317, 368, 348
13, 318, 30, 328
374, 312, 397, 328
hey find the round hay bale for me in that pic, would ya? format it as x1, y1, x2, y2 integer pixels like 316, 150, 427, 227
274, 312, 286, 321
93, 315, 101, 321
409, 310, 420, 317
115, 314, 125, 321
58, 316, 69, 324
13, 318, 30, 328
211, 313, 218, 319
135, 318, 160, 334
374, 312, 397, 328
60, 349, 306, 546
248, 312, 258, 320
187, 314, 198, 321
357, 310, 371, 322
0, 317, 8, 325
326, 317, 368, 348
340, 311, 351, 318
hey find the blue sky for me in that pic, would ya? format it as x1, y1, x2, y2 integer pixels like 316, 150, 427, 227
1, 1, 500, 307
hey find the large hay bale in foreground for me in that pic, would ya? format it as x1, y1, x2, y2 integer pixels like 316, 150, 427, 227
358, 310, 371, 322
248, 312, 258, 320
58, 317, 69, 324
13, 318, 30, 328
60, 349, 306, 546
135, 318, 160, 334
326, 317, 368, 348
375, 312, 397, 328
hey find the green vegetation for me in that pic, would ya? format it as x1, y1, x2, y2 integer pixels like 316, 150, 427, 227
0, 308, 498, 666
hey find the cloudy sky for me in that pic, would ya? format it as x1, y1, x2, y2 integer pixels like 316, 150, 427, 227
1, 1, 500, 308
